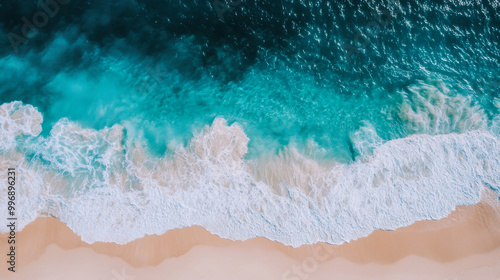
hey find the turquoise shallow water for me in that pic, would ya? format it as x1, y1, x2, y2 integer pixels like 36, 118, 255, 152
1, 50, 497, 162
0, 0, 499, 245
0, 0, 498, 161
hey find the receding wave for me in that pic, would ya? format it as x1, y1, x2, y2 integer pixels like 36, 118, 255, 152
0, 97, 499, 246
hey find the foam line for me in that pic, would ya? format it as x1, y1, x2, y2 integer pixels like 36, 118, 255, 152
0, 102, 499, 246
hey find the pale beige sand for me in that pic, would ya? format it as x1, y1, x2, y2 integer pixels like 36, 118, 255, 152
4, 243, 500, 280
1, 189, 500, 279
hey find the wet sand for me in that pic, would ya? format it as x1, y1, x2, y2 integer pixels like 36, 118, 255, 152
1, 190, 500, 280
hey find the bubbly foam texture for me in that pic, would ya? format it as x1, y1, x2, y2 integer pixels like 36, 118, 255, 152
492, 97, 500, 136
0, 102, 46, 230
349, 121, 384, 159
0, 102, 43, 150
0, 101, 499, 246
398, 80, 486, 134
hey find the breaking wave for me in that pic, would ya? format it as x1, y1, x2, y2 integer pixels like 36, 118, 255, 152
0, 95, 499, 246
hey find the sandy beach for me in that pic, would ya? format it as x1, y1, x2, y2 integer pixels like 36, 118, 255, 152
1, 0, 499, 278
1, 189, 500, 280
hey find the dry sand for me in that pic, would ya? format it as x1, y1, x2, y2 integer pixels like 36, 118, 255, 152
1, 189, 500, 280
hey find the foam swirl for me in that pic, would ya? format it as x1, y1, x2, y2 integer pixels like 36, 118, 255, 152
0, 102, 499, 246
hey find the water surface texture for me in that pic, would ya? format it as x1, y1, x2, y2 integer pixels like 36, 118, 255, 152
0, 0, 499, 245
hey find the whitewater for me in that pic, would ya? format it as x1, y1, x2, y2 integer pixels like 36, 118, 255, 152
0, 0, 499, 248
0, 86, 499, 246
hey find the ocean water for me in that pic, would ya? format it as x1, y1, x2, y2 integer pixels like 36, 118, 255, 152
0, 0, 499, 245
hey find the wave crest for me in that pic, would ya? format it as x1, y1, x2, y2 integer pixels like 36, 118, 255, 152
0, 102, 499, 246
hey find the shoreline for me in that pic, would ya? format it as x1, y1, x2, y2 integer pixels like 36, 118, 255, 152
1, 190, 500, 279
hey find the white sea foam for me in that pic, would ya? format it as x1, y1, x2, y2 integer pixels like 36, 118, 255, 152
0, 101, 42, 150
0, 102, 46, 230
0, 101, 499, 247
492, 97, 500, 136
349, 121, 384, 159
398, 79, 486, 134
